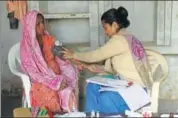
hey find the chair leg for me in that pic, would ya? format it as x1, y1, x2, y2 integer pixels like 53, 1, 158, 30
22, 95, 27, 108
151, 82, 160, 113
22, 95, 24, 107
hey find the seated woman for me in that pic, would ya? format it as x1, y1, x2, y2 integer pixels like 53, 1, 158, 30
20, 10, 79, 113
62, 6, 153, 114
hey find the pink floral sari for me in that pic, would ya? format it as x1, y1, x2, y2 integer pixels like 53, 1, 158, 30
20, 10, 78, 112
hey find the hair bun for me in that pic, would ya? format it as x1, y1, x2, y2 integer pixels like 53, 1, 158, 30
117, 6, 128, 19
116, 6, 130, 28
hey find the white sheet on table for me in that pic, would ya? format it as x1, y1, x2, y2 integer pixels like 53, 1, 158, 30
54, 112, 86, 117
109, 114, 123, 117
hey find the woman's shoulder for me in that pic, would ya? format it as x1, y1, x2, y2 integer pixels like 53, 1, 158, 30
110, 34, 128, 44
111, 34, 126, 39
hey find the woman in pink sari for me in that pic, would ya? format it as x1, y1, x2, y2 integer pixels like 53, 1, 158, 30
20, 10, 78, 113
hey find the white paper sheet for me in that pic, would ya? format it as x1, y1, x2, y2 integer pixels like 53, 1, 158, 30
86, 76, 129, 88
99, 84, 150, 111
87, 76, 150, 111
54, 112, 86, 117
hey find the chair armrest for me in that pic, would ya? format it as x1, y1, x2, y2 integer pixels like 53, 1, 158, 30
151, 77, 164, 113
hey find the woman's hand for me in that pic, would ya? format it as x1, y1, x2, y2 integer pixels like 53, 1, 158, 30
61, 47, 74, 59
74, 63, 84, 71
87, 64, 105, 73
60, 79, 68, 90
70, 59, 86, 71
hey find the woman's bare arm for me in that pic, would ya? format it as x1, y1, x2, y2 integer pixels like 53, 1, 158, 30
70, 59, 108, 73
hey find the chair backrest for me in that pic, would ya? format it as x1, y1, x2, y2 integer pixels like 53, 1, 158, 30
8, 43, 21, 76
146, 49, 169, 82
8, 43, 31, 107
145, 49, 169, 113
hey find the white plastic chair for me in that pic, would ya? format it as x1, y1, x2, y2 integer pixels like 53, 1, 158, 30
8, 43, 31, 108
145, 49, 169, 113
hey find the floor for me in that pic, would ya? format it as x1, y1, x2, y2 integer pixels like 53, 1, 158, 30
1, 95, 21, 117
1, 92, 178, 117
1, 93, 85, 117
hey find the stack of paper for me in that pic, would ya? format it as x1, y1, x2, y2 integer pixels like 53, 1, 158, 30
86, 76, 150, 111
86, 76, 130, 88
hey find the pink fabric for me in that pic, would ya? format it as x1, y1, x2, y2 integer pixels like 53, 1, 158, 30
125, 35, 153, 89
131, 38, 145, 60
20, 10, 78, 111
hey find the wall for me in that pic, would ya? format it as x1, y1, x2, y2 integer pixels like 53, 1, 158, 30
0, 1, 178, 99
0, 1, 22, 91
